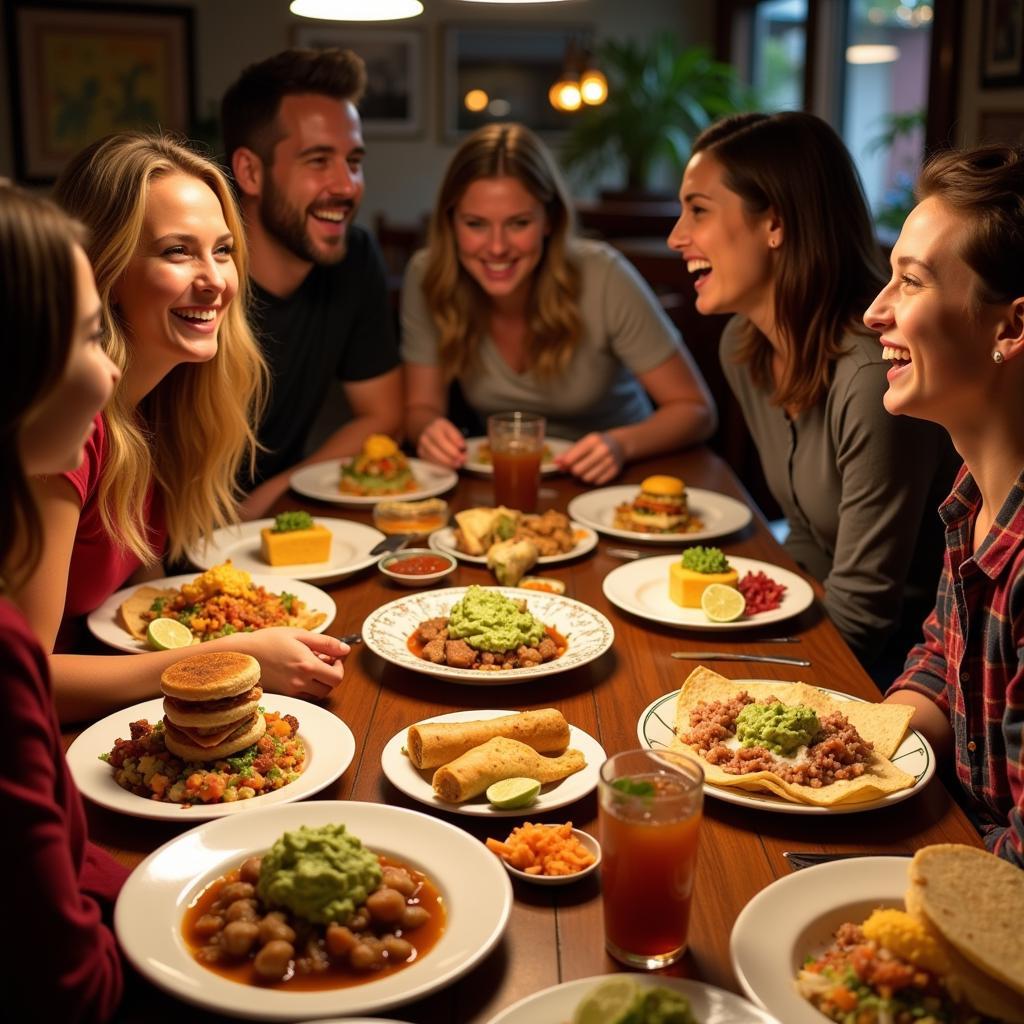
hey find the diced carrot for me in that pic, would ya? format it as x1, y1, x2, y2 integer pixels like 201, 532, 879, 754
485, 822, 596, 877
826, 985, 858, 1013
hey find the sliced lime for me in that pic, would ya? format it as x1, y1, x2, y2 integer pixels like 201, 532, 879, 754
701, 583, 746, 623
571, 978, 640, 1024
486, 777, 541, 809
147, 617, 195, 651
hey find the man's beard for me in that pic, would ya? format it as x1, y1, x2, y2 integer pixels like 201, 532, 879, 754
259, 179, 353, 266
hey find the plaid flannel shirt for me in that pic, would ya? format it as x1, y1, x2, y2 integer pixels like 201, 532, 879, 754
889, 465, 1024, 867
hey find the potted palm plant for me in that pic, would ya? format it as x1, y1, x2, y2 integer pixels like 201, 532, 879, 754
563, 35, 750, 198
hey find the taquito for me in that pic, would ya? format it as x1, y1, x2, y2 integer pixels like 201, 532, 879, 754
432, 736, 586, 803
407, 708, 570, 769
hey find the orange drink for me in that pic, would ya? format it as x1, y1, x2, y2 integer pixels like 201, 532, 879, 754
487, 412, 545, 512
598, 749, 703, 968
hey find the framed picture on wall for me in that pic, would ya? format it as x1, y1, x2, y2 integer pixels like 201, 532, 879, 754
441, 24, 585, 142
980, 0, 1024, 87
4, 1, 195, 183
978, 108, 1024, 142
292, 26, 423, 138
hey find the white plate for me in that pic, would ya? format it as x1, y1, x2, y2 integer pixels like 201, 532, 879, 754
114, 801, 513, 1021
362, 586, 614, 684
87, 573, 336, 654
290, 457, 458, 505
487, 974, 783, 1024
427, 522, 598, 565
186, 518, 386, 582
730, 857, 910, 1024
380, 709, 606, 817
567, 485, 753, 543
637, 683, 935, 815
603, 555, 814, 630
463, 435, 573, 476
66, 694, 355, 822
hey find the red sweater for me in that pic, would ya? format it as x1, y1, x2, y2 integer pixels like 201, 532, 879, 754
0, 597, 126, 1022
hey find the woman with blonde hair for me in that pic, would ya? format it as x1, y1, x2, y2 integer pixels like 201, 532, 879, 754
0, 181, 125, 1021
17, 133, 348, 722
403, 122, 715, 484
669, 112, 959, 670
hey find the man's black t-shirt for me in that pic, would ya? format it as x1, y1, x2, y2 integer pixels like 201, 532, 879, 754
249, 225, 400, 484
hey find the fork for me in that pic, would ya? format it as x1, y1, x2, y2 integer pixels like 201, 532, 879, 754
783, 850, 912, 871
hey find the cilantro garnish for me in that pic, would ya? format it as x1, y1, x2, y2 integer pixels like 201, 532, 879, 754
611, 777, 656, 797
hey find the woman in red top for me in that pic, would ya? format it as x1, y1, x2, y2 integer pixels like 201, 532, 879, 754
0, 182, 125, 1020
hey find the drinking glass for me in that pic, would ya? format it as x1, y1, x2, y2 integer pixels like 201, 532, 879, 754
598, 748, 704, 969
487, 412, 545, 512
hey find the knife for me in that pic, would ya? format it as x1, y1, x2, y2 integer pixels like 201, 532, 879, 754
671, 651, 810, 667
370, 533, 414, 556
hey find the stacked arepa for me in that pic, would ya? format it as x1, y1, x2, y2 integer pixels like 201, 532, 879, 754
161, 651, 265, 761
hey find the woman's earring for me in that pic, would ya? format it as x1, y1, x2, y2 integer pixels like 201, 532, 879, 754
769, 239, 778, 249
993, 349, 1005, 364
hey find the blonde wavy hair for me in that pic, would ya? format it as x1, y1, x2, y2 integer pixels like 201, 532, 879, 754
54, 133, 267, 564
423, 123, 581, 380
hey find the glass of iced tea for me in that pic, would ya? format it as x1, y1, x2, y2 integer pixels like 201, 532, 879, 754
487, 411, 545, 512
598, 749, 704, 969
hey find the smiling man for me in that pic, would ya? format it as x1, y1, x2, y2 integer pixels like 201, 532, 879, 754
222, 49, 402, 516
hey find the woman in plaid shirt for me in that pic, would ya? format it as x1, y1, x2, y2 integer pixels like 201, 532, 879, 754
864, 144, 1024, 866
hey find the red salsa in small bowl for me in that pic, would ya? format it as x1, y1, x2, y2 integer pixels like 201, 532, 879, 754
388, 555, 452, 576
378, 548, 456, 587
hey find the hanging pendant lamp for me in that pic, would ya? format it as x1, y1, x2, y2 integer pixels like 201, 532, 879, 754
290, 0, 423, 21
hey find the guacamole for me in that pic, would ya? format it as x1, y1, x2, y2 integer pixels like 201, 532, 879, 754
736, 701, 820, 756
257, 823, 382, 925
632, 987, 696, 1024
447, 585, 546, 652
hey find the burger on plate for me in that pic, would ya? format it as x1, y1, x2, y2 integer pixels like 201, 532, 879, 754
616, 475, 691, 533
161, 651, 266, 762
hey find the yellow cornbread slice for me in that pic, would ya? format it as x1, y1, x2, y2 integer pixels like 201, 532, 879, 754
669, 562, 739, 608
260, 524, 332, 565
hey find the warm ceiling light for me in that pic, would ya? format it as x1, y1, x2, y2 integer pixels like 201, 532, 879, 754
548, 79, 581, 112
290, 0, 423, 21
457, 1, 572, 5
579, 68, 608, 105
464, 88, 489, 112
846, 44, 900, 64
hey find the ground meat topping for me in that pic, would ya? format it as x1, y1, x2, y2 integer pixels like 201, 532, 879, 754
678, 691, 874, 787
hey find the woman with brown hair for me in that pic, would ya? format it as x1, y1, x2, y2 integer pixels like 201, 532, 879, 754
669, 111, 959, 669
866, 144, 1024, 865
403, 122, 716, 484
0, 181, 125, 1021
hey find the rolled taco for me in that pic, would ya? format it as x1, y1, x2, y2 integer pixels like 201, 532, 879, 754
407, 709, 570, 769
431, 736, 585, 803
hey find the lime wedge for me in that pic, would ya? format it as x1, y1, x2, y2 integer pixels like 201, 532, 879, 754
571, 978, 640, 1024
701, 583, 746, 623
147, 617, 195, 651
486, 777, 541, 809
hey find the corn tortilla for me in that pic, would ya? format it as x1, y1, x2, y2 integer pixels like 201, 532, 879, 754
671, 667, 916, 807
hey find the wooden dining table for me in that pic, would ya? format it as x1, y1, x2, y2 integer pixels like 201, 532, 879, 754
67, 446, 982, 1024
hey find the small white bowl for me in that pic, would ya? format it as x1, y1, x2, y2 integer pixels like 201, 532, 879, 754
377, 547, 457, 587
493, 826, 601, 886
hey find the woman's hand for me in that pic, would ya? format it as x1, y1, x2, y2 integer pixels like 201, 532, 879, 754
416, 416, 467, 468
230, 629, 349, 700
556, 432, 624, 485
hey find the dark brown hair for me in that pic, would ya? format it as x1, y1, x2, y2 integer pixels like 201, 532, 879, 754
693, 112, 885, 411
915, 144, 1024, 305
0, 182, 86, 589
422, 122, 582, 380
221, 48, 367, 167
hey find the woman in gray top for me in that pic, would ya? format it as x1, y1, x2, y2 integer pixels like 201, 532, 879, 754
402, 123, 716, 485
668, 112, 959, 668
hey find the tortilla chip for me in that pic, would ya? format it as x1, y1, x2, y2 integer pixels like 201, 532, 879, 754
292, 610, 327, 631
118, 586, 177, 640
670, 667, 916, 807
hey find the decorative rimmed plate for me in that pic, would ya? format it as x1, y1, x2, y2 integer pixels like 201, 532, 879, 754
637, 683, 935, 815
730, 857, 910, 1024
362, 586, 614, 684
567, 485, 752, 543
380, 709, 606, 817
427, 523, 598, 565
87, 573, 336, 655
290, 458, 458, 506
486, 974, 783, 1024
463, 435, 573, 476
66, 694, 355, 821
114, 801, 513, 1021
603, 555, 814, 630
186, 518, 386, 582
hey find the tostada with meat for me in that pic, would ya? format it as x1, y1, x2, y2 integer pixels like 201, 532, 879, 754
339, 434, 416, 496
